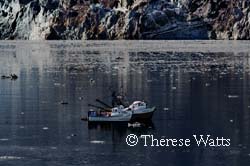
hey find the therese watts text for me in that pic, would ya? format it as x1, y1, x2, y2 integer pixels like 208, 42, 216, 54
140, 135, 231, 147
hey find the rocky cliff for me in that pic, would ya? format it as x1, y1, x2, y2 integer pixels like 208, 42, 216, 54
0, 0, 249, 40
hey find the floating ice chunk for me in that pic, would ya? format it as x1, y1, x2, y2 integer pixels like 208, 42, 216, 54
172, 87, 177, 90
42, 127, 49, 130
205, 83, 210, 87
0, 156, 23, 160
163, 107, 169, 111
54, 83, 61, 86
0, 138, 9, 141
60, 101, 69, 105
115, 57, 123, 60
228, 95, 239, 98
89, 78, 95, 85
229, 149, 240, 155
90, 140, 105, 144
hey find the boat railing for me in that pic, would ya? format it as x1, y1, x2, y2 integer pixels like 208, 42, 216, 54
88, 110, 112, 117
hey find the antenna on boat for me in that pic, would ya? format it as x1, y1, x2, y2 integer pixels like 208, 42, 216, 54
95, 99, 112, 108
87, 104, 111, 112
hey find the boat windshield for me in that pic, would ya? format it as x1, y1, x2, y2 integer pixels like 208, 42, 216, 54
130, 101, 146, 109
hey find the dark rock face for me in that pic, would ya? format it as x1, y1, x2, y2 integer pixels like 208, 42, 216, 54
187, 0, 250, 39
80, 0, 209, 39
0, 0, 249, 39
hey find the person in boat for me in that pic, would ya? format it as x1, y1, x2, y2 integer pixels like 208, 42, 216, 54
111, 91, 124, 107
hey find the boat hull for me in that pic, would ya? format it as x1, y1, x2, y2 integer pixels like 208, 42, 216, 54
130, 107, 156, 122
88, 117, 131, 122
88, 111, 132, 123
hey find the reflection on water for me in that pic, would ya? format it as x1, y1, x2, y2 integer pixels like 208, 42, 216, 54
0, 41, 250, 166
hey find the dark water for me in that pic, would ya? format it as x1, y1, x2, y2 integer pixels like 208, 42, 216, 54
0, 41, 250, 166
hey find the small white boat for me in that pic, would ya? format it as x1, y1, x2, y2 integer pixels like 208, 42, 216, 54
126, 101, 156, 122
88, 105, 132, 122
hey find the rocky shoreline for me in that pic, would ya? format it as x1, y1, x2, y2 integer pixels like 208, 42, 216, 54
0, 0, 250, 40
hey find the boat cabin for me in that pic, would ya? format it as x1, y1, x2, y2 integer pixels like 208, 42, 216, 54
129, 101, 146, 110
112, 105, 125, 112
